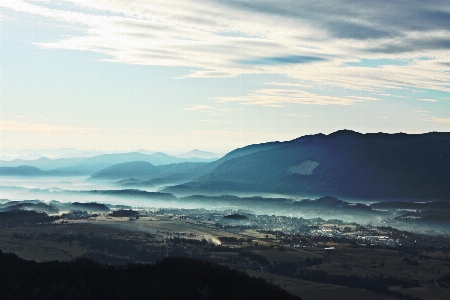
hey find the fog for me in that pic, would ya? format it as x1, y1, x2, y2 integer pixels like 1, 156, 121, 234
1, 175, 449, 236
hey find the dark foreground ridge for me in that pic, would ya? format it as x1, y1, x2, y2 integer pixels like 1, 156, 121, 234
0, 251, 301, 300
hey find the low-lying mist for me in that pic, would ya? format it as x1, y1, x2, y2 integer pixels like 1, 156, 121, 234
1, 176, 448, 236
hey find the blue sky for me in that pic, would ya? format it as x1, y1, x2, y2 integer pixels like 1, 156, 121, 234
1, 0, 449, 153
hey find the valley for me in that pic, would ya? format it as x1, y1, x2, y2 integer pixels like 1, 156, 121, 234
1, 201, 450, 299
1, 130, 449, 299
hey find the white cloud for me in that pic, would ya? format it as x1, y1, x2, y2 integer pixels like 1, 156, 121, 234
0, 14, 15, 20
1, 0, 450, 106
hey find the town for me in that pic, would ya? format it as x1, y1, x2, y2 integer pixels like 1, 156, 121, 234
1, 205, 449, 300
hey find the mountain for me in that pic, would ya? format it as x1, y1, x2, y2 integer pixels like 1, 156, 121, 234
0, 152, 217, 176
190, 139, 286, 176
90, 161, 210, 185
90, 161, 161, 180
176, 149, 221, 159
90, 141, 286, 184
0, 165, 45, 176
163, 130, 450, 200
136, 149, 155, 155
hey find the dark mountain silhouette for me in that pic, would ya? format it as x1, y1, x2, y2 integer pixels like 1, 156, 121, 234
0, 252, 300, 300
164, 130, 450, 200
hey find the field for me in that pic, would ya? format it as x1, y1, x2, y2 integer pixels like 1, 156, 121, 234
1, 214, 449, 300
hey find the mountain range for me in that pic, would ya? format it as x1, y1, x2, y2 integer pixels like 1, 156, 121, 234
1, 130, 449, 201
0, 152, 216, 176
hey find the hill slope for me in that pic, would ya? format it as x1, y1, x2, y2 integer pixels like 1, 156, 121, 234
164, 130, 450, 200
91, 141, 285, 183
89, 161, 161, 180
90, 161, 210, 183
0, 165, 45, 176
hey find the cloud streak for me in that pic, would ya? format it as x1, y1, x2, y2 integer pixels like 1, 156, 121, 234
213, 88, 365, 106
430, 118, 450, 124
237, 55, 326, 65
1, 0, 449, 111
183, 105, 214, 111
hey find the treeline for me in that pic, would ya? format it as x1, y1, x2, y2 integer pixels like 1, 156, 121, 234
169, 237, 209, 246
0, 210, 59, 225
269, 258, 323, 273
238, 251, 271, 266
403, 257, 419, 266
436, 272, 450, 284
0, 251, 301, 300
110, 209, 139, 217
44, 233, 164, 262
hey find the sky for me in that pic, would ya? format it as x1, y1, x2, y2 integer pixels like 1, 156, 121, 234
1, 0, 449, 153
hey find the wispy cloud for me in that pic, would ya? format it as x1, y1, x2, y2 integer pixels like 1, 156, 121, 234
284, 114, 311, 117
184, 105, 240, 117
237, 55, 326, 65
201, 120, 232, 124
429, 118, 450, 124
418, 98, 438, 102
183, 105, 214, 111
213, 88, 369, 106
412, 109, 430, 115
1, 0, 449, 95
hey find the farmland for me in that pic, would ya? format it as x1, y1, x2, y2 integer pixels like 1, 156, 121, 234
1, 207, 449, 300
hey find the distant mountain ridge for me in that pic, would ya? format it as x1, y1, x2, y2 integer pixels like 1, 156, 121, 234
3, 130, 449, 201
89, 140, 286, 185
89, 161, 207, 183
0, 152, 217, 176
0, 148, 104, 160
176, 149, 221, 159
163, 130, 450, 200
0, 165, 45, 176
